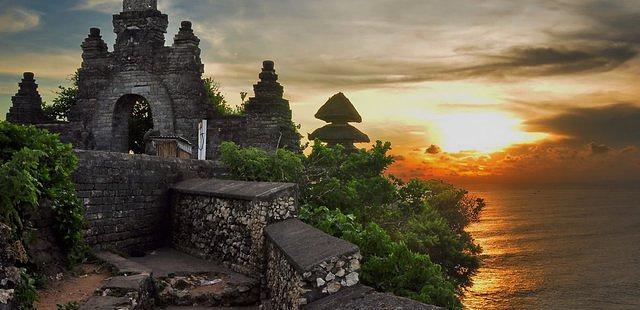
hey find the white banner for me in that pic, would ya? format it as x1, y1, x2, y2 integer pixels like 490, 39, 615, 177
198, 119, 207, 160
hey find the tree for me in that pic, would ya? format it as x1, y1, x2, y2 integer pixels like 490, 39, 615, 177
204, 77, 246, 116
42, 71, 79, 122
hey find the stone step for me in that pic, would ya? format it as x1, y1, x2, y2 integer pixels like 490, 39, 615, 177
96, 251, 152, 275
80, 296, 131, 310
165, 307, 260, 310
94, 247, 260, 308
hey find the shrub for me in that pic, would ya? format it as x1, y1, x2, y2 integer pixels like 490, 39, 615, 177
219, 140, 483, 308
0, 122, 86, 264
218, 141, 304, 183
300, 205, 462, 309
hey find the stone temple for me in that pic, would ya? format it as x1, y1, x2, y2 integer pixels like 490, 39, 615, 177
5, 0, 300, 158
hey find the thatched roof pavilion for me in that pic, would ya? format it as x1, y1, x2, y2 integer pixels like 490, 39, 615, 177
309, 93, 370, 149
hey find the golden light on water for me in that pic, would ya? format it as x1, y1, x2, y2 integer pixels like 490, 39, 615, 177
463, 190, 546, 310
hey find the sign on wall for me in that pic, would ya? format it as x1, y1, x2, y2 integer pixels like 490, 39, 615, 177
198, 119, 207, 160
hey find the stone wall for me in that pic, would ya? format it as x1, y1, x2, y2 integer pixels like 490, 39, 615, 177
73, 150, 217, 252
170, 179, 298, 276
265, 219, 361, 309
206, 116, 246, 160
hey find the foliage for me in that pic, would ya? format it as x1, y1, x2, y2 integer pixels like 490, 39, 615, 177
43, 71, 78, 122
14, 269, 38, 309
128, 98, 153, 154
204, 77, 246, 116
219, 140, 484, 308
0, 122, 86, 265
57, 301, 81, 310
218, 142, 304, 183
300, 206, 462, 309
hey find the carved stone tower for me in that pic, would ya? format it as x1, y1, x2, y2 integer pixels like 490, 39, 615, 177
5, 73, 48, 125
244, 61, 300, 152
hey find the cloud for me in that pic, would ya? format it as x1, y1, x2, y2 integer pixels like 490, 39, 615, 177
588, 142, 612, 155
72, 0, 173, 13
425, 144, 442, 155
0, 6, 41, 34
446, 45, 637, 79
525, 103, 640, 147
72, 0, 120, 13
0, 51, 81, 79
388, 138, 640, 185
557, 0, 640, 46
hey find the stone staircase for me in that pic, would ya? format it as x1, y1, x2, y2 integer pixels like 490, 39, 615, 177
81, 248, 261, 309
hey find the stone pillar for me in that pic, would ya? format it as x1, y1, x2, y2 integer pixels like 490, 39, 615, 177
244, 61, 300, 152
71, 28, 112, 128
5, 72, 48, 125
173, 21, 200, 47
81, 28, 109, 60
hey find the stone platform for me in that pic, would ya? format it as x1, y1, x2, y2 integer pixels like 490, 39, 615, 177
87, 248, 260, 309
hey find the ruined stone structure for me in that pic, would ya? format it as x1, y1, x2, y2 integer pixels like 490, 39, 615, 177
309, 92, 370, 150
5, 72, 48, 125
5, 0, 299, 158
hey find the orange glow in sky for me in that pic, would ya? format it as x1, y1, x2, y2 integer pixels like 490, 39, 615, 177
433, 112, 545, 153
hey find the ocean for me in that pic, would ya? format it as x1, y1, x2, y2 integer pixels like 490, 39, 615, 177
462, 186, 640, 309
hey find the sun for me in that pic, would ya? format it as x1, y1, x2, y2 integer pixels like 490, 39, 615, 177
434, 112, 544, 153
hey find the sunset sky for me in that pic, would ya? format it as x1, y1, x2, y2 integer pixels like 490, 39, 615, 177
1, 0, 639, 185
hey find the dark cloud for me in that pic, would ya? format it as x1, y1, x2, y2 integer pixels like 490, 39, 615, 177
557, 0, 640, 46
588, 142, 612, 155
281, 44, 637, 89
525, 103, 640, 147
425, 144, 442, 154
444, 45, 637, 79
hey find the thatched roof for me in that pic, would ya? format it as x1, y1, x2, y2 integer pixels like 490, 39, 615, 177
315, 92, 362, 123
308, 123, 370, 143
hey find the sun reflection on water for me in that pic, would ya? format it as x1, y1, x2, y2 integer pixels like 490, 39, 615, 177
462, 190, 544, 310
462, 187, 640, 309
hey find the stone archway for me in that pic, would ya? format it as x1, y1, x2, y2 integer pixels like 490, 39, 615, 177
112, 94, 153, 154
92, 72, 176, 153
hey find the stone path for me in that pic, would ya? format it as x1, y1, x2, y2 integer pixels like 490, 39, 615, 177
85, 248, 260, 309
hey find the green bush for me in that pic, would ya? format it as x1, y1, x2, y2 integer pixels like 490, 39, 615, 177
0, 122, 86, 264
218, 141, 304, 183
300, 205, 462, 309
57, 301, 81, 310
219, 140, 484, 308
14, 270, 38, 309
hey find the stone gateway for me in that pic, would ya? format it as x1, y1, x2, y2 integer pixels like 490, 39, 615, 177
5, 0, 300, 158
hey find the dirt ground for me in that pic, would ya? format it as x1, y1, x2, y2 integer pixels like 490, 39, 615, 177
34, 264, 110, 310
